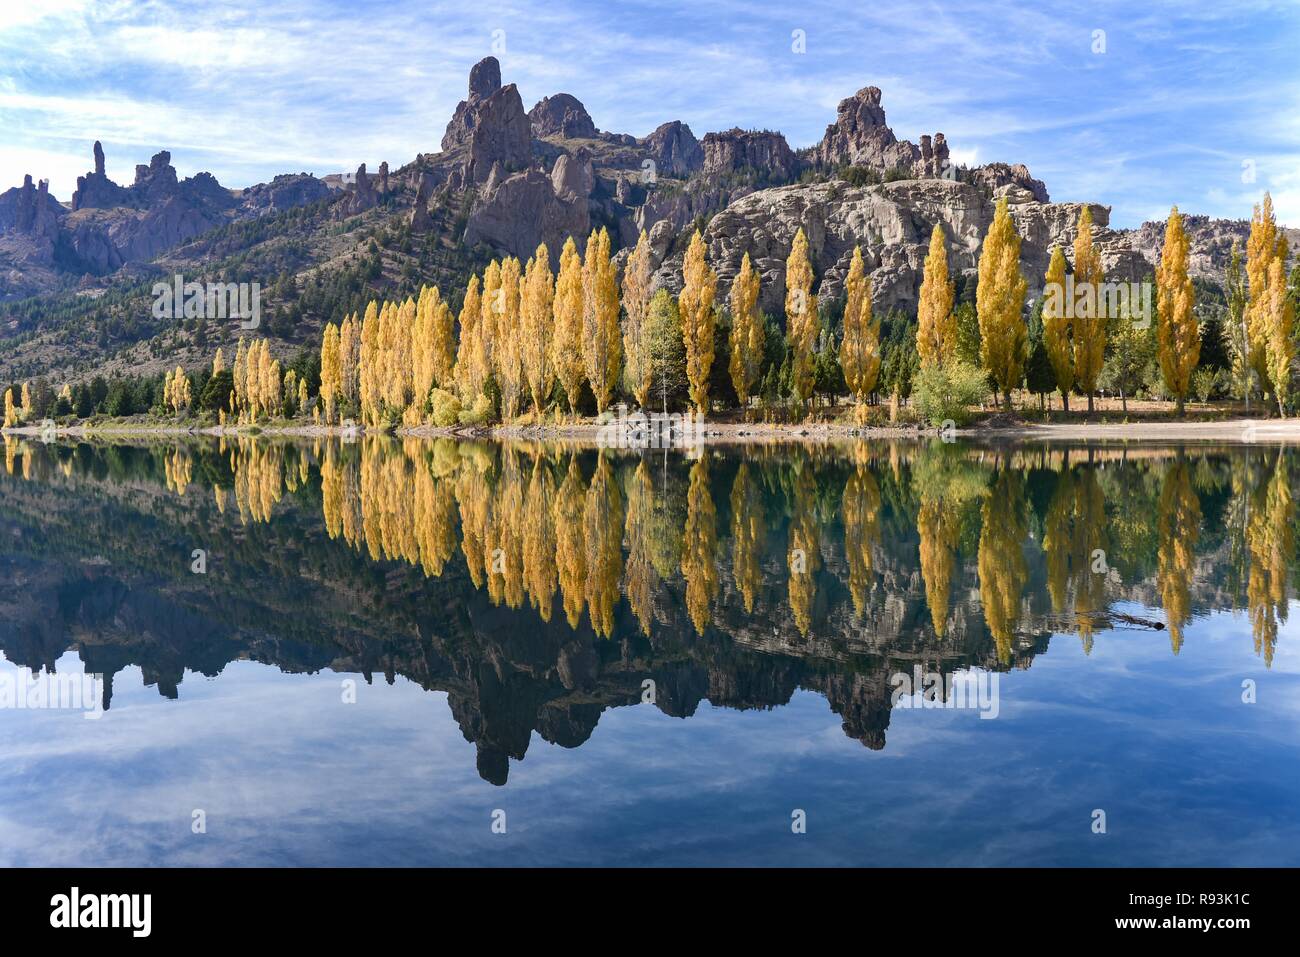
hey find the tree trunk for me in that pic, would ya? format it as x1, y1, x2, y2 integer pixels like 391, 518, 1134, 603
1175, 394, 1185, 417
1121, 391, 1127, 414
1087, 393, 1094, 413
1061, 392, 1069, 413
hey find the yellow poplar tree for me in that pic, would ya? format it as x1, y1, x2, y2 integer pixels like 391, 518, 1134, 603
521, 244, 555, 414
1245, 193, 1282, 384
552, 237, 586, 415
455, 276, 484, 402
728, 251, 764, 411
838, 245, 880, 415
497, 257, 525, 418
1155, 206, 1200, 415
916, 224, 956, 368
1265, 255, 1295, 416
359, 301, 381, 425
1042, 246, 1074, 411
977, 196, 1028, 408
339, 312, 360, 405
320, 322, 341, 423
679, 230, 717, 413
582, 228, 621, 412
232, 337, 247, 417
786, 227, 817, 406
1072, 206, 1106, 411
622, 230, 655, 407
1246, 194, 1292, 412
212, 348, 225, 376
2, 389, 14, 428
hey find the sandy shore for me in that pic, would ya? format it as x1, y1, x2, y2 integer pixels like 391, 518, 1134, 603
5, 417, 1300, 444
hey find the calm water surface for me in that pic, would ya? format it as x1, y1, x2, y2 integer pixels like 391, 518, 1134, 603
0, 435, 1296, 866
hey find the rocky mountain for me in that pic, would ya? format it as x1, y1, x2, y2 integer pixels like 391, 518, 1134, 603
0, 54, 1290, 380
0, 140, 333, 298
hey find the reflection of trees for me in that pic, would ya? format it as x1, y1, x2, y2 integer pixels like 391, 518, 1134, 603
842, 454, 881, 620
164, 447, 192, 496
624, 461, 660, 635
1042, 462, 1108, 653
523, 455, 558, 622
787, 460, 821, 637
1246, 453, 1293, 668
680, 454, 719, 635
1156, 458, 1201, 655
912, 445, 986, 639
230, 438, 284, 525
553, 455, 588, 629
979, 468, 1027, 664
584, 452, 625, 638
12, 435, 1297, 666
730, 462, 765, 615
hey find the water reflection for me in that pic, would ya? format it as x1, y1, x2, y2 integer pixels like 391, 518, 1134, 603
1, 434, 1296, 786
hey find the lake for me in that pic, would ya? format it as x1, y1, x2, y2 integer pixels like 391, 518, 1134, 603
0, 434, 1297, 866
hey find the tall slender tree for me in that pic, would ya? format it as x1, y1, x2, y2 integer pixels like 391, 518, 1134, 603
786, 227, 817, 407
838, 246, 880, 415
622, 230, 655, 407
680, 230, 717, 413
916, 224, 956, 368
728, 251, 763, 411
553, 237, 586, 415
1155, 206, 1200, 415
1042, 246, 1073, 411
582, 228, 621, 412
521, 244, 555, 414
977, 196, 1028, 408
1072, 206, 1106, 411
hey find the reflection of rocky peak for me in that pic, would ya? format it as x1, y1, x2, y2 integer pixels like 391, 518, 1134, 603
529, 93, 597, 139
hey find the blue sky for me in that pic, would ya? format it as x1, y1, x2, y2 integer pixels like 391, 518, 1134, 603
1, 0, 1297, 228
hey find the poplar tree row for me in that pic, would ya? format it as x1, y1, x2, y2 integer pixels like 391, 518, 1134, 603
314, 225, 886, 426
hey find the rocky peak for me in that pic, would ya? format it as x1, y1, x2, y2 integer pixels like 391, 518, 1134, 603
815, 86, 918, 172
469, 56, 502, 99
917, 133, 950, 178
968, 162, 1049, 203
550, 150, 594, 202
72, 141, 129, 211
442, 58, 532, 184
639, 121, 703, 178
409, 174, 433, 232
344, 162, 378, 214
701, 128, 798, 180
529, 93, 598, 139
132, 150, 180, 206
240, 173, 331, 216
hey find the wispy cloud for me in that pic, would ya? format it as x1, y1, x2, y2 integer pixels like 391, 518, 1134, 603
0, 0, 1296, 227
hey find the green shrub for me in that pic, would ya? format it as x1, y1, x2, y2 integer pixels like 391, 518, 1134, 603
430, 389, 462, 427
457, 393, 493, 426
913, 361, 988, 426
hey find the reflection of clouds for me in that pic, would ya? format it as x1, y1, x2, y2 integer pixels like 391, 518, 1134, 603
4, 606, 1300, 867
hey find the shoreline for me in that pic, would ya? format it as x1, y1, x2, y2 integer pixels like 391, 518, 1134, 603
5, 417, 1300, 444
